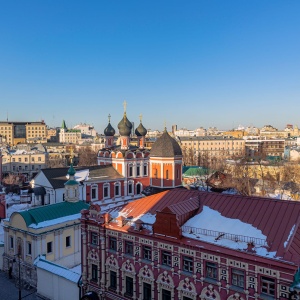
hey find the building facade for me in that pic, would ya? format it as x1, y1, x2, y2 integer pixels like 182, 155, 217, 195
2, 165, 89, 287
0, 121, 47, 146
80, 189, 300, 300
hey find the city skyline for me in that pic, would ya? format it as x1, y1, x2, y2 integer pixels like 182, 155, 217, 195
0, 1, 299, 132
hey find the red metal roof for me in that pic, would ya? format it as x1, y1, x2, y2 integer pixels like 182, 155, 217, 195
106, 189, 300, 264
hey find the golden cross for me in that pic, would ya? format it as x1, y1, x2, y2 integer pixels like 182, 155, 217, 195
108, 114, 111, 123
123, 100, 127, 113
139, 114, 143, 123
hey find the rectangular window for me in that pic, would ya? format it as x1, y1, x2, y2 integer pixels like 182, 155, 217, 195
91, 187, 97, 199
110, 270, 117, 289
47, 242, 52, 254
129, 166, 133, 177
125, 276, 133, 296
143, 165, 147, 176
92, 264, 98, 281
143, 245, 152, 261
32, 157, 34, 162
109, 237, 117, 251
115, 185, 120, 197
10, 236, 14, 249
91, 232, 98, 245
18, 158, 21, 162
162, 251, 171, 267
125, 241, 133, 256
183, 256, 193, 273
232, 269, 244, 288
128, 183, 133, 194
136, 165, 140, 176
143, 282, 152, 300
261, 276, 275, 297
38, 157, 41, 162
162, 289, 171, 300
104, 186, 109, 198
12, 158, 15, 162
206, 262, 217, 280
66, 236, 71, 247
27, 242, 32, 255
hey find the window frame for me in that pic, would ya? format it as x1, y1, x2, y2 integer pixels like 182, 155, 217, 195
66, 236, 71, 248
182, 256, 193, 273
27, 242, 32, 256
109, 236, 117, 251
110, 270, 117, 290
125, 240, 134, 256
143, 282, 152, 300
161, 250, 172, 267
231, 268, 244, 288
125, 276, 133, 297
91, 232, 98, 245
261, 276, 275, 297
143, 245, 152, 261
206, 261, 217, 280
47, 241, 53, 254
91, 264, 98, 282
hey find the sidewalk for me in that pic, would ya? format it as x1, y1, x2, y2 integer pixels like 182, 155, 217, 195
0, 270, 40, 300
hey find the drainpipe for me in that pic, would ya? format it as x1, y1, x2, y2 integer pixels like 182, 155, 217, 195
77, 275, 82, 300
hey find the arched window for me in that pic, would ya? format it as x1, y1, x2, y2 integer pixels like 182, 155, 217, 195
114, 182, 121, 197
103, 183, 110, 199
128, 181, 134, 195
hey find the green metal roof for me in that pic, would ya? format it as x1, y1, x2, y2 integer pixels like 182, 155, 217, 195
61, 120, 67, 129
18, 201, 89, 227
65, 179, 79, 186
183, 166, 209, 176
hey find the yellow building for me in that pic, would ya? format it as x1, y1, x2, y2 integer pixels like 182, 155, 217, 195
180, 136, 245, 165
3, 165, 89, 287
1, 145, 48, 179
0, 121, 47, 146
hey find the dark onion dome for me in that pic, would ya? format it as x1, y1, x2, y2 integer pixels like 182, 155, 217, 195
104, 122, 115, 136
118, 113, 132, 136
135, 122, 147, 137
150, 129, 182, 157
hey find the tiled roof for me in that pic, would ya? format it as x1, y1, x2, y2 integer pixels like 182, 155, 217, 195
150, 130, 182, 157
18, 201, 89, 227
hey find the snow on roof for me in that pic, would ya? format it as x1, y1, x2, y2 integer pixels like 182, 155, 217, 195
74, 169, 89, 181
29, 213, 81, 229
7, 203, 31, 218
35, 258, 81, 283
182, 206, 278, 259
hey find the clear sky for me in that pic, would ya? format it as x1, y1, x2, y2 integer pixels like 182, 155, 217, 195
0, 1, 299, 133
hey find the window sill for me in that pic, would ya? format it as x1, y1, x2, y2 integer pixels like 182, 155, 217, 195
204, 278, 218, 284
160, 264, 172, 270
124, 293, 133, 299
229, 285, 244, 293
260, 294, 275, 300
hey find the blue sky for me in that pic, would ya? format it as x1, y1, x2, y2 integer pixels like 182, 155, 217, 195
0, 1, 299, 133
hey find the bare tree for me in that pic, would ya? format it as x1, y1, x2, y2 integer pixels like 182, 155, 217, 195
77, 146, 98, 166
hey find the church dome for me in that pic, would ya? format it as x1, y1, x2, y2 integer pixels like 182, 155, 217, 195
104, 122, 115, 136
150, 129, 182, 157
118, 113, 132, 136
135, 122, 147, 137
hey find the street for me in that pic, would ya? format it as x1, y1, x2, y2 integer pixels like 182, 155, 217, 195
0, 270, 41, 300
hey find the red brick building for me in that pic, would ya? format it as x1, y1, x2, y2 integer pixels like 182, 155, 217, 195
80, 116, 300, 300
80, 189, 300, 300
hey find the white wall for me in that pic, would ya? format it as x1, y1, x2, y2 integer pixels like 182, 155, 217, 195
37, 268, 80, 300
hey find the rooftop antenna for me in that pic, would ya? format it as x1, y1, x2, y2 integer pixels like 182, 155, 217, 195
6, 111, 8, 122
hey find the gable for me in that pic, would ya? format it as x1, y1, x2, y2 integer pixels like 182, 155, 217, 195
32, 171, 53, 189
